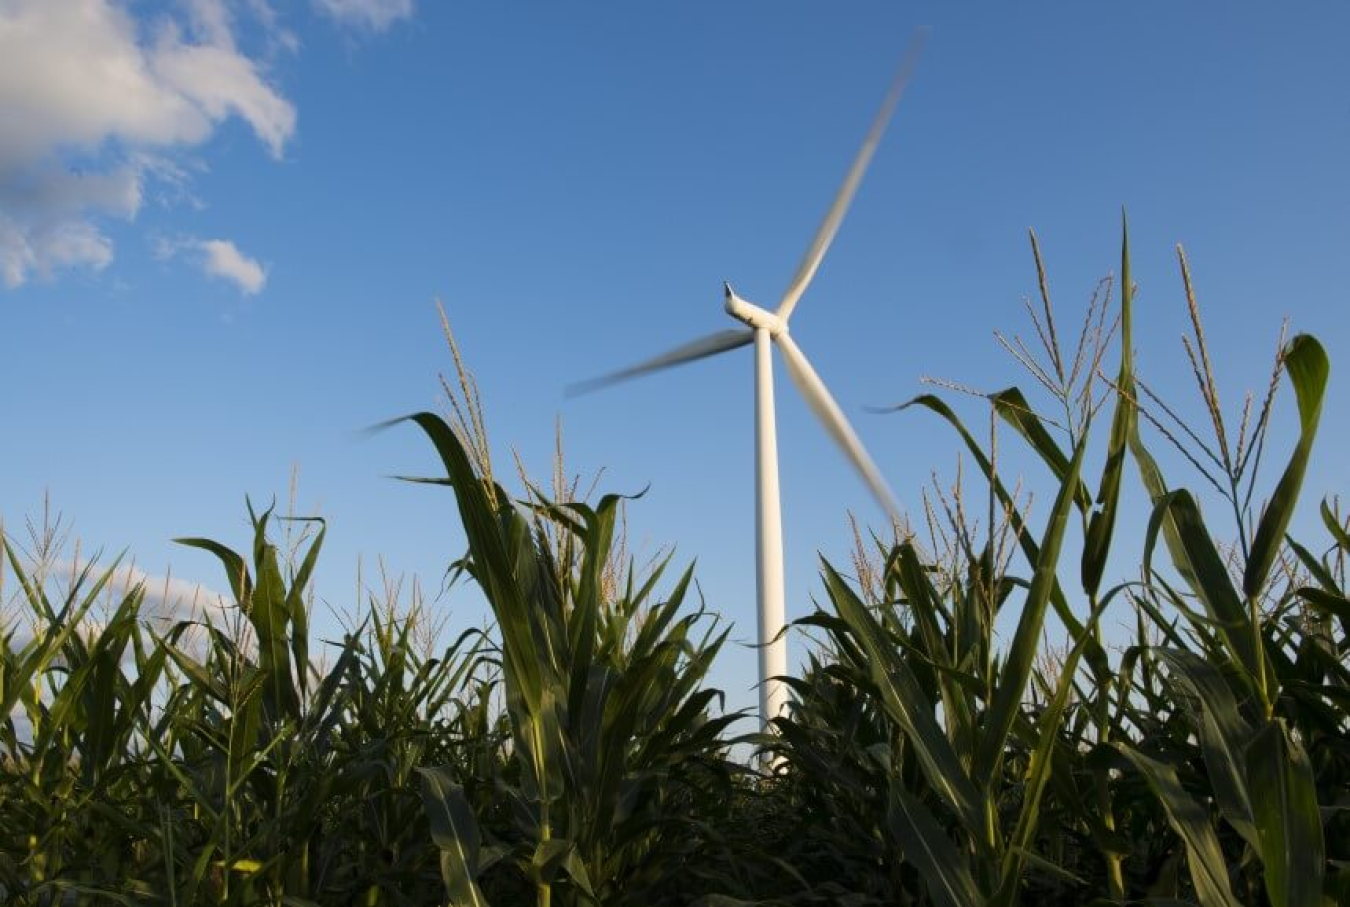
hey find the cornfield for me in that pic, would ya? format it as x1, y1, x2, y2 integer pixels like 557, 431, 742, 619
3, 224, 1346, 905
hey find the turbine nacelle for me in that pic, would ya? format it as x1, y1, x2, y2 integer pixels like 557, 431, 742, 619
723, 283, 785, 335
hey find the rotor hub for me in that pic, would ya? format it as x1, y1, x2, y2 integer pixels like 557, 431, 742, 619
723, 283, 786, 335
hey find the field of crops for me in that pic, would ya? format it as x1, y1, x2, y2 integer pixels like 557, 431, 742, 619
3, 228, 1347, 906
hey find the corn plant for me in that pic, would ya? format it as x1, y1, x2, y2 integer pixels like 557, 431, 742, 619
0, 501, 503, 905
766, 220, 1344, 906
0, 540, 166, 905
1108, 286, 1334, 905
391, 411, 742, 907
157, 501, 507, 905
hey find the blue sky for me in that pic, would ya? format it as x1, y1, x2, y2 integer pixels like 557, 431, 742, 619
3, 1, 1349, 712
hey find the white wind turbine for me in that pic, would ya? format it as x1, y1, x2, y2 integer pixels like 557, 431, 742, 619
573, 39, 923, 733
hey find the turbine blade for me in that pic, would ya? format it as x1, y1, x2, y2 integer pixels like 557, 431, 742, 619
776, 333, 902, 523
776, 31, 926, 323
568, 328, 754, 395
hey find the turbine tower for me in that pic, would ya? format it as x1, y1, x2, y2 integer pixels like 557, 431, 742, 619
573, 37, 922, 733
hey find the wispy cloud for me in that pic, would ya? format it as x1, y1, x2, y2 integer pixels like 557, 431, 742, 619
105, 561, 233, 623
2, 556, 232, 636
313, 0, 414, 32
1, 217, 114, 288
156, 235, 268, 294
198, 238, 267, 294
0, 0, 295, 289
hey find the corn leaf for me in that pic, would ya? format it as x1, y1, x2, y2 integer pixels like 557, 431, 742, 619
990, 386, 1092, 512
1152, 648, 1258, 847
418, 766, 491, 907
976, 434, 1086, 782
1144, 490, 1267, 697
1246, 720, 1325, 907
1244, 336, 1329, 596
1110, 745, 1241, 907
825, 562, 984, 837
1082, 214, 1136, 596
888, 785, 984, 907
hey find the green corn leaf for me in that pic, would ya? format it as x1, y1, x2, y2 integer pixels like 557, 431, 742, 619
283, 515, 325, 706
575, 664, 622, 819
532, 685, 571, 803
0, 543, 109, 718
1152, 648, 1257, 847
176, 523, 302, 725
1009, 847, 1087, 887
1320, 499, 1350, 553
1298, 586, 1350, 626
248, 513, 301, 721
990, 386, 1092, 512
173, 536, 252, 603
888, 784, 985, 907
530, 838, 595, 896
1044, 733, 1134, 859
1245, 720, 1325, 907
1144, 490, 1268, 697
1115, 219, 1200, 594
977, 433, 1086, 783
884, 394, 1109, 679
825, 562, 984, 838
1287, 538, 1342, 597
891, 542, 975, 747
417, 766, 491, 907
1244, 335, 1329, 597
530, 839, 571, 884
996, 584, 1111, 905
222, 669, 266, 786
1110, 744, 1241, 907
1082, 215, 1136, 596
392, 412, 546, 714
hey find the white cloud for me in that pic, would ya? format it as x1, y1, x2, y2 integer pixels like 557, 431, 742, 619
198, 238, 266, 293
1, 163, 142, 220
151, 31, 296, 159
98, 561, 233, 621
313, 0, 413, 32
156, 234, 267, 294
246, 0, 301, 55
2, 557, 232, 638
184, 0, 237, 51
0, 215, 114, 288
0, 160, 141, 287
0, 0, 295, 289
1, 561, 233, 732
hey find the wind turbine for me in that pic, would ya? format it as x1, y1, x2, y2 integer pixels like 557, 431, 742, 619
572, 38, 923, 733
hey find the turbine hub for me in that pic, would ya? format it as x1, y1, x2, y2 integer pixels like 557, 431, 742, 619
723, 283, 785, 335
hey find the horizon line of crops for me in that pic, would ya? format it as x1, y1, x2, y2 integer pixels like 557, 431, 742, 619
2, 220, 1346, 906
